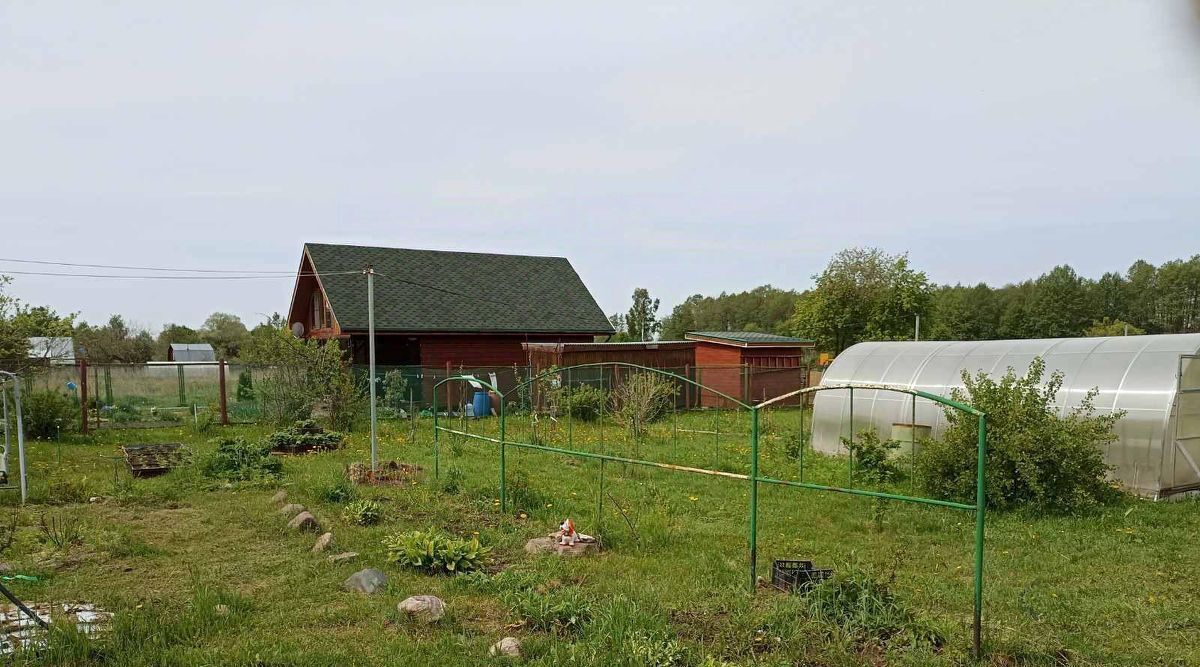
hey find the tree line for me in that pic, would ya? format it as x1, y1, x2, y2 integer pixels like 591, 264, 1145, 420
610, 249, 1200, 353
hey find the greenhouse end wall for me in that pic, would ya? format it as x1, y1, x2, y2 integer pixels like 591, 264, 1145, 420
812, 334, 1200, 499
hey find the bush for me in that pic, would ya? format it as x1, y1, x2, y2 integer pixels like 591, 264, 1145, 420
342, 499, 383, 526
609, 372, 678, 438
201, 438, 283, 483
501, 586, 593, 635
804, 567, 942, 648
919, 357, 1122, 513
235, 370, 255, 401
268, 419, 344, 454
315, 477, 358, 503
21, 390, 76, 439
382, 528, 490, 575
559, 384, 607, 421
841, 429, 900, 483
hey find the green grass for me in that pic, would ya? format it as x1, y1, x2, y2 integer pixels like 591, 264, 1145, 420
0, 409, 1196, 666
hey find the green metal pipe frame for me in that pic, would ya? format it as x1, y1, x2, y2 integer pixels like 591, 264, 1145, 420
432, 366, 989, 660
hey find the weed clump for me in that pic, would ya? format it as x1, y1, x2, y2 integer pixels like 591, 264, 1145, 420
268, 419, 344, 454
803, 566, 943, 649
201, 438, 282, 483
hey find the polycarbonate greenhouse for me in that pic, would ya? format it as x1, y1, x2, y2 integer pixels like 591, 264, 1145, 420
812, 334, 1200, 499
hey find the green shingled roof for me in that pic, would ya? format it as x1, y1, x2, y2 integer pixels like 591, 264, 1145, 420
685, 331, 815, 345
305, 243, 614, 334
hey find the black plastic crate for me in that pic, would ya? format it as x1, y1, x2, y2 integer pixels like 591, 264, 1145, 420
772, 559, 832, 592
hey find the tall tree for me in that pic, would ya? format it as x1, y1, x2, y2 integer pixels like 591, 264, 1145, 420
200, 312, 250, 359
625, 288, 660, 342
788, 248, 930, 353
659, 285, 800, 340
155, 323, 200, 360
607, 313, 632, 343
76, 315, 155, 363
1024, 265, 1092, 338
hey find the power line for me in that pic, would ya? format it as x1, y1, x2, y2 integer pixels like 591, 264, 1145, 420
0, 269, 360, 280
0, 257, 296, 274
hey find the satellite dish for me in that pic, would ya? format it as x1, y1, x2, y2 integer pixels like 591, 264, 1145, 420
290, 322, 306, 338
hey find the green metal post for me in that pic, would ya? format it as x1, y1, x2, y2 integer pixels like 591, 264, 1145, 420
911, 397, 917, 492
748, 408, 760, 592
567, 366, 573, 449
973, 414, 987, 660
847, 387, 854, 483
432, 387, 440, 480
597, 459, 605, 540
798, 400, 805, 483
499, 396, 507, 513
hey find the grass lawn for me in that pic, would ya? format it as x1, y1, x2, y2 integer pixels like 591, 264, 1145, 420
1, 409, 1196, 666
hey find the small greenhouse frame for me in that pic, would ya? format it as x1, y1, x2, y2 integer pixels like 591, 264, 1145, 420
431, 362, 990, 657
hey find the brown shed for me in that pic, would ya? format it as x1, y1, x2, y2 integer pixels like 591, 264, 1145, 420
523, 340, 696, 377
685, 331, 816, 406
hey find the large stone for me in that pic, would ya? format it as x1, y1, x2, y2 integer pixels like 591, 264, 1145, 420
327, 551, 359, 564
524, 536, 600, 557
271, 490, 288, 504
489, 637, 522, 659
312, 532, 334, 552
278, 503, 306, 517
398, 595, 446, 623
287, 511, 320, 532
342, 568, 388, 595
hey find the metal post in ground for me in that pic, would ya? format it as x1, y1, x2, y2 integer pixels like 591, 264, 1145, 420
973, 414, 988, 660
218, 359, 229, 426
10, 374, 27, 504
747, 408, 760, 592
366, 266, 378, 474
1, 390, 8, 479
79, 359, 89, 435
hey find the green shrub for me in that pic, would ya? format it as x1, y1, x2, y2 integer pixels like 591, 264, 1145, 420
919, 357, 1122, 513
609, 372, 678, 438
501, 586, 593, 634
841, 429, 900, 483
267, 419, 344, 454
201, 438, 283, 483
560, 384, 607, 421
804, 567, 942, 648
236, 370, 255, 401
315, 477, 358, 503
21, 390, 76, 439
784, 429, 808, 461
382, 528, 490, 575
437, 465, 465, 495
342, 499, 383, 526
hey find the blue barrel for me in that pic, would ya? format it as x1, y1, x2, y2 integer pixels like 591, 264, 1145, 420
472, 391, 491, 418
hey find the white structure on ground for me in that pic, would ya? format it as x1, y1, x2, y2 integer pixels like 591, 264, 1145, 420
813, 334, 1200, 499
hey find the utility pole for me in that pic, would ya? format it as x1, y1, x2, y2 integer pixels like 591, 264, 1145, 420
365, 266, 378, 474
915, 314, 921, 342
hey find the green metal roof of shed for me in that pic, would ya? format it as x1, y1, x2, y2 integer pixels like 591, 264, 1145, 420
304, 243, 614, 334
684, 331, 815, 346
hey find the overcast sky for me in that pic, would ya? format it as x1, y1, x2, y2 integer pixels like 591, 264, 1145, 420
2, 1, 1199, 331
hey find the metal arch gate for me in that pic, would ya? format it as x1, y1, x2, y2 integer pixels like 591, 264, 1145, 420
431, 362, 989, 659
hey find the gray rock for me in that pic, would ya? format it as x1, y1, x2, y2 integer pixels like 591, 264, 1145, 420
342, 568, 388, 595
312, 532, 334, 552
524, 536, 600, 557
327, 551, 359, 564
489, 636, 522, 658
398, 595, 445, 623
271, 490, 288, 504
287, 511, 320, 532
278, 503, 305, 517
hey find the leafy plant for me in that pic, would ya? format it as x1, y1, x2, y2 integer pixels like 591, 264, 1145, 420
437, 465, 465, 495
382, 528, 490, 575
21, 389, 76, 439
626, 634, 688, 667
784, 428, 808, 460
502, 586, 593, 634
201, 438, 283, 483
919, 357, 1123, 513
342, 499, 384, 526
559, 384, 607, 421
841, 429, 901, 483
609, 371, 678, 438
268, 419, 344, 454
804, 566, 942, 648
